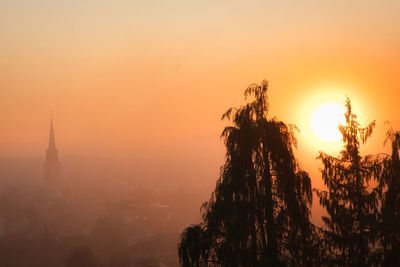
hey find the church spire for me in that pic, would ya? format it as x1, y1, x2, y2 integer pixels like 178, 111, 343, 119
48, 111, 56, 151
44, 112, 60, 182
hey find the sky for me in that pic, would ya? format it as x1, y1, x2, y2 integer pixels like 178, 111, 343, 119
1, 0, 399, 197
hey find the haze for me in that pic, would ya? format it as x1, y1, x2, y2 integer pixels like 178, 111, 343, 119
0, 1, 399, 266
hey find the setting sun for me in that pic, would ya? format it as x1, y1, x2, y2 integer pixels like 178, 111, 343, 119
0, 0, 399, 265
310, 102, 346, 142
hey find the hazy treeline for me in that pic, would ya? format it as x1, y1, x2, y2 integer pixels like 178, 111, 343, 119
179, 80, 400, 266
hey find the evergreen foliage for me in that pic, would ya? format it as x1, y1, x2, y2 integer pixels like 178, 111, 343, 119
316, 98, 383, 265
178, 80, 316, 266
380, 124, 400, 265
178, 82, 400, 266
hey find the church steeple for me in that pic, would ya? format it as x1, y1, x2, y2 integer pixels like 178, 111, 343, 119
44, 112, 60, 182
48, 112, 56, 151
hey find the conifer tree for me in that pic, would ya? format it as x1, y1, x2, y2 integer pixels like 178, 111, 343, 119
316, 98, 382, 265
178, 80, 317, 266
380, 125, 400, 265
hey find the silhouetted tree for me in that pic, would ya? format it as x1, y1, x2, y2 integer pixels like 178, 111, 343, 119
380, 124, 400, 265
316, 98, 382, 265
179, 80, 317, 266
64, 246, 98, 267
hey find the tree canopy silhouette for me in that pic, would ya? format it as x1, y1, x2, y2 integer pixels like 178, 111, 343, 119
316, 98, 383, 265
178, 80, 317, 266
380, 124, 400, 265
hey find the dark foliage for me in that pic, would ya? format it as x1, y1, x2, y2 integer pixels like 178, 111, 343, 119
178, 80, 317, 266
316, 98, 383, 265
380, 124, 400, 265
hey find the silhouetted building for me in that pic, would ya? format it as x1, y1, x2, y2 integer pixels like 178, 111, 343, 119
43, 114, 61, 183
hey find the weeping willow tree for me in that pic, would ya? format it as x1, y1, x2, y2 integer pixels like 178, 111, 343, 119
178, 80, 317, 266
380, 124, 400, 265
316, 98, 383, 265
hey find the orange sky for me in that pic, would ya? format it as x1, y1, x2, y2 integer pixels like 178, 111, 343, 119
1, 0, 399, 198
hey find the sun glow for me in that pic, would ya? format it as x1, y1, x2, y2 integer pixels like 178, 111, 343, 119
296, 86, 368, 155
310, 102, 346, 142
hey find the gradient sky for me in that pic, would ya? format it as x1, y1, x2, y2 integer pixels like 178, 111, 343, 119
1, 0, 400, 196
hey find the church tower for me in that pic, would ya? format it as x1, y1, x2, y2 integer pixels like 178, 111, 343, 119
43, 113, 61, 182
